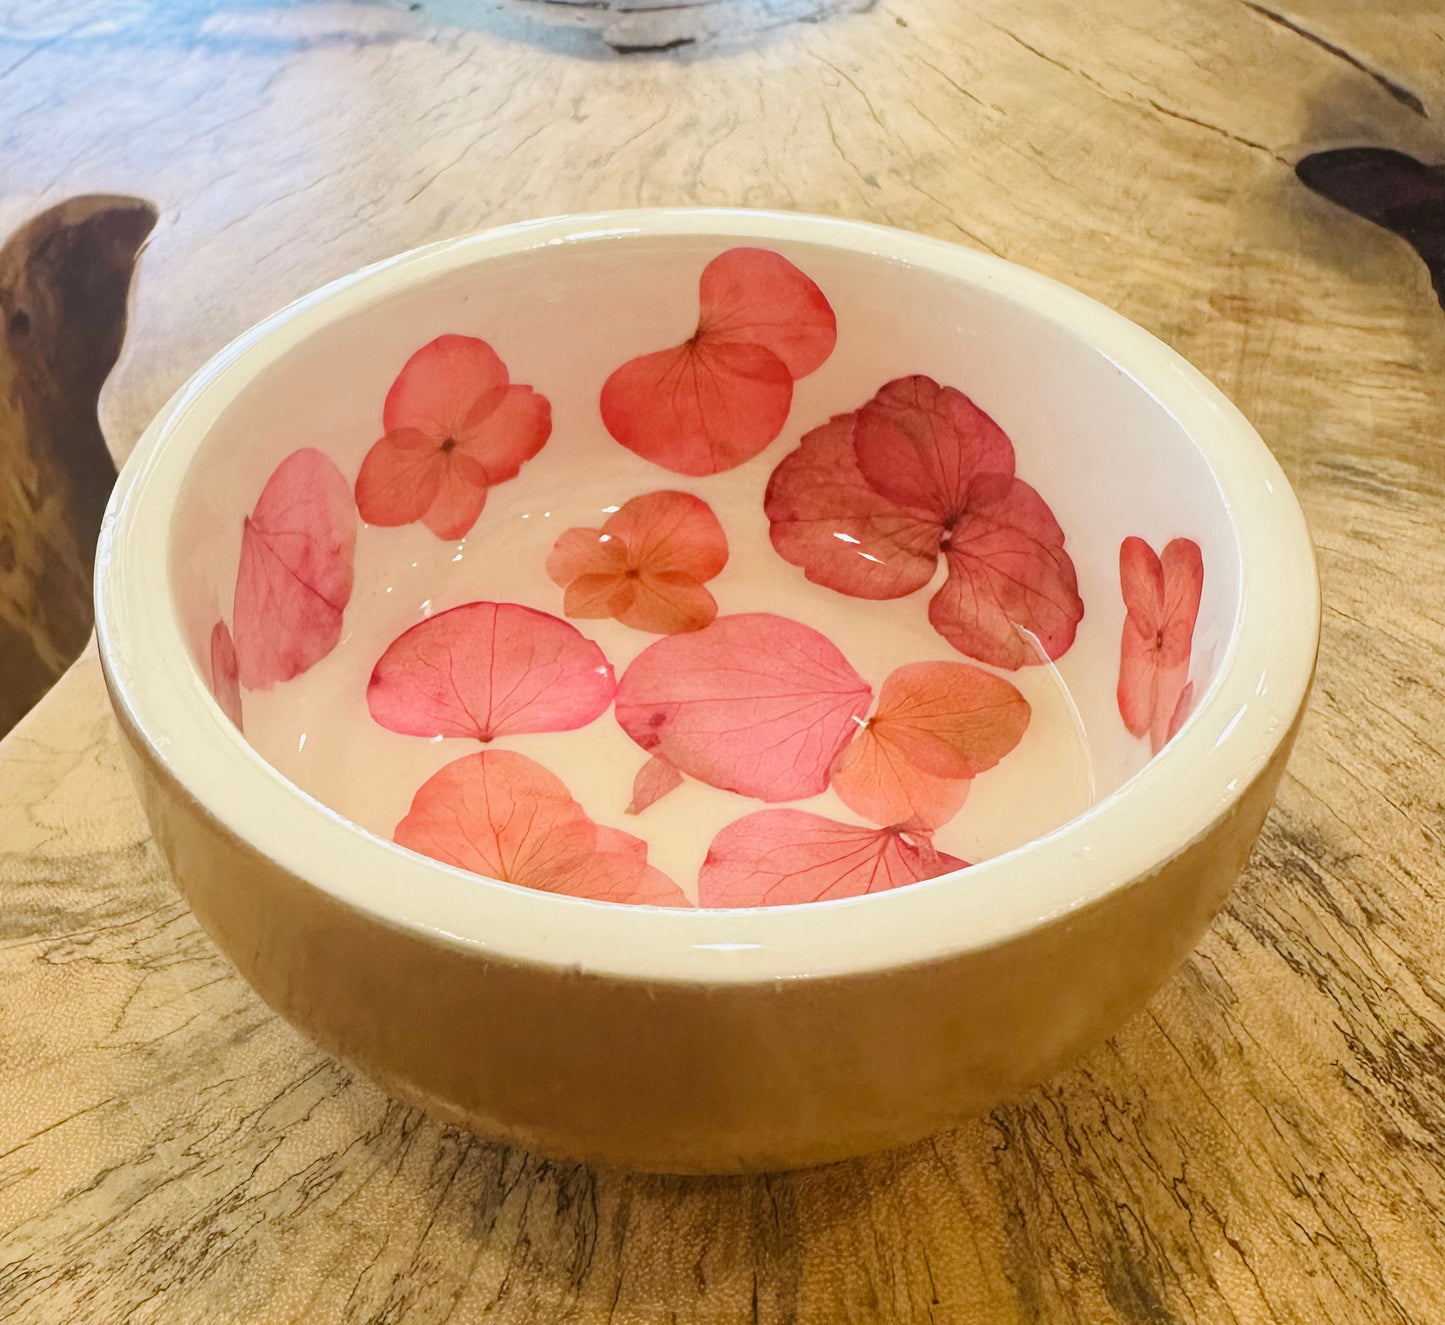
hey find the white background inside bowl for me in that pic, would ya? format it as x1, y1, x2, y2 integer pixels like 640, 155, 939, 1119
169, 235, 1241, 901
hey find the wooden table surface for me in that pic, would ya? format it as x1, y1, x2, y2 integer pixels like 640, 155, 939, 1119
3, 2, 1445, 1321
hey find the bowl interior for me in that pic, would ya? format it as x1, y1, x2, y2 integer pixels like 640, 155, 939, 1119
168, 231, 1241, 908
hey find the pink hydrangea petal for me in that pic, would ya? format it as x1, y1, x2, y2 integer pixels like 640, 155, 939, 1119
626, 755, 684, 815
765, 414, 942, 600
233, 448, 356, 690
853, 375, 1015, 522
866, 661, 1031, 779
563, 573, 637, 620
395, 749, 689, 907
614, 571, 718, 635
209, 620, 243, 731
354, 428, 445, 528
614, 613, 872, 802
546, 527, 631, 586
419, 451, 490, 540
604, 490, 729, 580
383, 334, 509, 439
831, 727, 970, 831
929, 475, 1083, 669
600, 339, 794, 476
698, 810, 967, 907
368, 601, 616, 741
1159, 538, 1205, 667
1117, 536, 1203, 752
696, 247, 837, 379
455, 383, 551, 484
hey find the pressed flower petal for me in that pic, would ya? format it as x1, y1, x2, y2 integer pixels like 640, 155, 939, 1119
354, 427, 446, 528
563, 572, 637, 621
831, 726, 970, 831
395, 749, 688, 907
233, 448, 356, 690
420, 450, 491, 540
696, 247, 837, 378
1118, 536, 1166, 739
765, 414, 942, 600
830, 661, 1027, 829
614, 571, 718, 635
865, 661, 1031, 779
546, 526, 631, 586
627, 755, 684, 815
383, 334, 509, 440
698, 810, 966, 907
929, 475, 1083, 669
1117, 536, 1203, 753
853, 375, 1015, 523
601, 338, 794, 476
604, 490, 729, 581
614, 613, 872, 802
368, 601, 616, 741
550, 492, 728, 636
209, 620, 243, 730
455, 383, 551, 484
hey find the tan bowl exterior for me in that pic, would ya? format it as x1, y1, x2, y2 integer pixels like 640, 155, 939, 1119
109, 670, 1301, 1175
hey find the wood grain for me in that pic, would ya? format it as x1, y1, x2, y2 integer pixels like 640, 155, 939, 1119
2, 1, 1445, 1320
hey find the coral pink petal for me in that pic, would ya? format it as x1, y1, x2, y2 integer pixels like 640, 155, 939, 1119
831, 727, 970, 831
1166, 680, 1196, 747
455, 384, 551, 484
383, 334, 509, 439
615, 571, 718, 635
765, 414, 942, 600
697, 247, 837, 379
564, 573, 637, 620
854, 376, 1015, 521
868, 661, 1031, 779
394, 750, 688, 906
209, 620, 243, 730
546, 527, 631, 586
354, 428, 444, 527
1149, 654, 1193, 755
1117, 536, 1165, 738
615, 613, 872, 802
368, 601, 616, 741
593, 825, 650, 862
1117, 536, 1203, 750
698, 810, 967, 907
556, 850, 691, 908
395, 749, 594, 881
1160, 538, 1205, 667
419, 451, 490, 540
233, 448, 356, 690
600, 339, 793, 476
627, 755, 684, 815
929, 475, 1083, 669
605, 490, 729, 580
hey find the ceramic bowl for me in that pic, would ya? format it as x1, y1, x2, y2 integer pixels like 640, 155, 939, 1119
95, 210, 1318, 1173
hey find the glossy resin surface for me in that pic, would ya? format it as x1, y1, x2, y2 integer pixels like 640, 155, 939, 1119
169, 232, 1236, 908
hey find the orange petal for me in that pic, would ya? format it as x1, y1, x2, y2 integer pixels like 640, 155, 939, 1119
831, 725, 970, 831
457, 383, 551, 484
868, 660, 1030, 780
564, 573, 637, 620
354, 428, 444, 527
546, 526, 630, 586
383, 334, 509, 439
421, 451, 489, 540
615, 571, 718, 635
604, 490, 728, 581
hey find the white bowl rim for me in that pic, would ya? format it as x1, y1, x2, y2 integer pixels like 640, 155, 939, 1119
95, 207, 1319, 986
